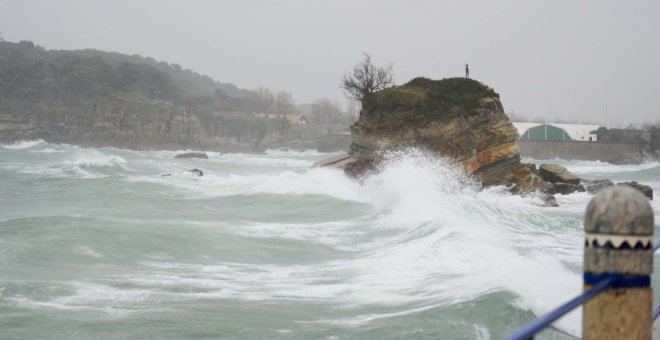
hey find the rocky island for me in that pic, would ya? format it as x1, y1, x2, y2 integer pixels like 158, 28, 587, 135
343, 77, 542, 193
318, 77, 653, 203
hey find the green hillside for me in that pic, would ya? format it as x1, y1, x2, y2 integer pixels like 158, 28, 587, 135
0, 40, 244, 114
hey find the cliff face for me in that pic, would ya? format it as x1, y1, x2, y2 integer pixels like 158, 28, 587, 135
54, 93, 207, 150
2, 93, 351, 152
345, 77, 541, 192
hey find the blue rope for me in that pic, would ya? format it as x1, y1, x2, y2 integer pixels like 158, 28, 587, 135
509, 240, 660, 339
653, 240, 660, 321
506, 277, 616, 340
653, 304, 660, 322
654, 239, 660, 252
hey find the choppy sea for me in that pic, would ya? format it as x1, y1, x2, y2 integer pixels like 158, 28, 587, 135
1, 140, 659, 339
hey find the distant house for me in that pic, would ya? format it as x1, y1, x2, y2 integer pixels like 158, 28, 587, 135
284, 114, 309, 126
254, 112, 309, 126
513, 122, 600, 142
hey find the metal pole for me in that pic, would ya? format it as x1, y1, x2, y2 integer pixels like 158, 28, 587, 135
583, 186, 654, 339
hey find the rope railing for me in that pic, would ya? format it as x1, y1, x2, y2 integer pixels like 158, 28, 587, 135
507, 237, 660, 339
506, 277, 616, 340
653, 238, 660, 323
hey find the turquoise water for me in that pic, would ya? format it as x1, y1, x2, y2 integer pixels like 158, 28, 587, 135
1, 140, 659, 339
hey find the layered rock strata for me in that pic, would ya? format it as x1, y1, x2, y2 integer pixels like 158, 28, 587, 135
344, 77, 541, 193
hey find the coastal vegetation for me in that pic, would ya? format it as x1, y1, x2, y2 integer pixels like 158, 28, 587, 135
340, 53, 394, 101
370, 77, 499, 119
0, 40, 354, 151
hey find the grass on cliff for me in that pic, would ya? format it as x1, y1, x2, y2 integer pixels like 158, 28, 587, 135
370, 77, 499, 117
96, 92, 176, 121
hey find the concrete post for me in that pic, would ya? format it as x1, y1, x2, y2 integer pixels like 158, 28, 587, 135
583, 186, 654, 340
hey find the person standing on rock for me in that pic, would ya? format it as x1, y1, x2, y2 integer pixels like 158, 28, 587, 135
465, 64, 470, 78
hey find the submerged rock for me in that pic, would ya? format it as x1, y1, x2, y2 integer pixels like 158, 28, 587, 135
553, 182, 585, 195
539, 164, 581, 185
544, 194, 559, 207
189, 168, 204, 176
582, 179, 615, 194
618, 181, 653, 200
344, 77, 541, 192
541, 181, 557, 195
175, 152, 208, 159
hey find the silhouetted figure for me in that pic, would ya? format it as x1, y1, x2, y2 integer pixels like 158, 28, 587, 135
465, 64, 470, 78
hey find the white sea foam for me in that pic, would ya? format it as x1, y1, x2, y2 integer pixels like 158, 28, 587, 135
474, 324, 492, 340
524, 157, 660, 177
32, 147, 65, 153
74, 245, 104, 258
128, 165, 361, 201
212, 152, 315, 168
48, 149, 582, 334
19, 165, 101, 179
62, 149, 127, 168
6, 144, 643, 337
1, 139, 45, 149
8, 296, 129, 317
225, 220, 370, 251
7, 281, 162, 316
264, 148, 328, 158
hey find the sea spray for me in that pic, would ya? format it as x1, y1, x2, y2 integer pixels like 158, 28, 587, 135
1, 139, 46, 150
4, 142, 658, 339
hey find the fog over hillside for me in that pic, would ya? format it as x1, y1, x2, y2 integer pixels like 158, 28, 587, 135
1, 1, 659, 126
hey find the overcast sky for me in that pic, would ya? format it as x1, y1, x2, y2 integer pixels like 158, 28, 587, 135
1, 0, 658, 126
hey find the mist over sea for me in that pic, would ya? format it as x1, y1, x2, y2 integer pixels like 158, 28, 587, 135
1, 140, 659, 339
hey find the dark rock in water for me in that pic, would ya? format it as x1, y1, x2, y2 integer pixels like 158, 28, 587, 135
343, 77, 542, 193
161, 173, 172, 177
541, 181, 557, 195
582, 179, 615, 194
544, 194, 559, 207
553, 182, 585, 195
618, 181, 653, 200
190, 169, 204, 176
313, 153, 354, 169
539, 164, 581, 185
175, 152, 208, 159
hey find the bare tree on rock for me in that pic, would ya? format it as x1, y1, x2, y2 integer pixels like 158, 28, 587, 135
341, 53, 394, 101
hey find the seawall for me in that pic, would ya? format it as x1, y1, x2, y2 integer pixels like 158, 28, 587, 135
517, 140, 647, 164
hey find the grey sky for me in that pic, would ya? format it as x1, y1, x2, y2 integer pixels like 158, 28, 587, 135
1, 0, 658, 126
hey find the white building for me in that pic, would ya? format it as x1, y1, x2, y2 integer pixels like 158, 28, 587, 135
513, 122, 601, 142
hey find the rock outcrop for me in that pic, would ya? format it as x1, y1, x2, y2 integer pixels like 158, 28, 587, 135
553, 182, 585, 195
175, 152, 208, 159
189, 169, 204, 176
344, 77, 541, 192
51, 93, 208, 150
582, 179, 615, 194
534, 165, 653, 200
537, 163, 585, 195
618, 181, 653, 200
539, 164, 581, 185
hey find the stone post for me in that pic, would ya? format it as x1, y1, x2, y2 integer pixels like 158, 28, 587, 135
583, 186, 654, 340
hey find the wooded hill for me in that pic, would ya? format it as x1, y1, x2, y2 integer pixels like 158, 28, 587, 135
0, 40, 244, 114
0, 40, 352, 152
